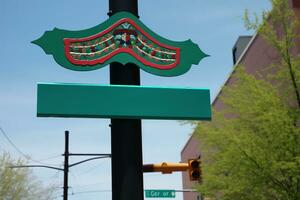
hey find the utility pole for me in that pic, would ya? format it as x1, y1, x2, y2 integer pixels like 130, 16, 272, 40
108, 1, 144, 200
10, 131, 111, 200
63, 131, 69, 200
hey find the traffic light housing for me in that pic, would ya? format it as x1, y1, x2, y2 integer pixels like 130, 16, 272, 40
188, 159, 201, 181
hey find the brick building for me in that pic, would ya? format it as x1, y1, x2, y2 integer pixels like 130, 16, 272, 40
181, 1, 300, 200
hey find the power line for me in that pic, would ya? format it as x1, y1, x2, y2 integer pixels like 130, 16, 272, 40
0, 126, 60, 166
38, 154, 61, 162
10, 130, 111, 200
0, 127, 28, 158
60, 189, 197, 196
72, 159, 106, 177
69, 170, 80, 190
71, 181, 111, 188
72, 189, 112, 195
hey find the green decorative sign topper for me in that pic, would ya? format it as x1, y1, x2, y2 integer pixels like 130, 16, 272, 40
33, 12, 208, 77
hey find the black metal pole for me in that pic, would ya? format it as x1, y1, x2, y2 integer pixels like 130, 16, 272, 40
108, 1, 144, 200
63, 131, 69, 200
108, 0, 138, 17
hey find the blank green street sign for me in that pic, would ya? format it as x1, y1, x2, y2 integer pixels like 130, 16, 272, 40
145, 190, 175, 198
37, 83, 211, 120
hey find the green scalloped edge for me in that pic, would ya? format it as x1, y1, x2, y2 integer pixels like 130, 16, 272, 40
32, 12, 208, 77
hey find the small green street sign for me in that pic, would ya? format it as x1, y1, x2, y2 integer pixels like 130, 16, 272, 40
145, 190, 176, 198
32, 12, 208, 77
37, 83, 211, 120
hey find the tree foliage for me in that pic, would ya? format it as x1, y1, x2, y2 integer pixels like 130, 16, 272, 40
245, 0, 300, 107
0, 153, 55, 200
195, 0, 300, 199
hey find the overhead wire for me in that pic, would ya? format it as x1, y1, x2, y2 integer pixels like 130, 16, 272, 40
52, 189, 111, 199
0, 126, 61, 166
69, 170, 80, 190
71, 189, 112, 195
74, 159, 106, 176
0, 126, 114, 199
37, 154, 62, 162
71, 181, 110, 188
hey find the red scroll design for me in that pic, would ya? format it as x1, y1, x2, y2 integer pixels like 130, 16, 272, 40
64, 18, 180, 70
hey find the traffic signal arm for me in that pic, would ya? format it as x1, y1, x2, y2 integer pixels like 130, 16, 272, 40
143, 162, 189, 174
143, 159, 201, 181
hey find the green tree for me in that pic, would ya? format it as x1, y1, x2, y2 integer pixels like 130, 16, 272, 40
0, 153, 55, 200
245, 0, 300, 108
195, 0, 300, 199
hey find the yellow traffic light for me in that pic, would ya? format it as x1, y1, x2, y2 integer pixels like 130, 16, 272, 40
143, 159, 202, 181
188, 159, 201, 181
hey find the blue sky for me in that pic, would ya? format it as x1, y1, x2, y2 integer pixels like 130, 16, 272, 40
0, 1, 270, 200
